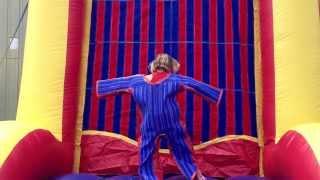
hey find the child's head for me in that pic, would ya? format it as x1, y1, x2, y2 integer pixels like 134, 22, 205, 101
149, 53, 180, 73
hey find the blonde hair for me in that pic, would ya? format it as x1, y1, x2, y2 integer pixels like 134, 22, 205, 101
149, 53, 180, 73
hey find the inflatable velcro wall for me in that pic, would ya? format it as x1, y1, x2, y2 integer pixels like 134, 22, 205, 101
0, 0, 319, 179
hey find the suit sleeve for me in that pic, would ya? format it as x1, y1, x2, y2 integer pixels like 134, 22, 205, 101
178, 75, 223, 104
96, 76, 134, 97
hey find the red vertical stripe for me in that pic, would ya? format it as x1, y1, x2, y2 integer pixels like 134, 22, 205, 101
239, 0, 251, 136
155, 1, 164, 55
224, 0, 235, 135
63, 0, 85, 140
177, 0, 187, 127
139, 1, 149, 74
193, 0, 202, 144
260, 0, 275, 145
89, 1, 105, 130
63, 0, 85, 169
120, 1, 134, 136
209, 0, 218, 139
105, 2, 120, 132
178, 0, 187, 75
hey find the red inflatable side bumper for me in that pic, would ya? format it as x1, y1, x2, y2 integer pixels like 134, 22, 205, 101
0, 129, 73, 180
264, 130, 320, 180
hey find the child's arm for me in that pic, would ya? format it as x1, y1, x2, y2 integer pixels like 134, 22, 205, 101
96, 76, 135, 97
178, 75, 223, 104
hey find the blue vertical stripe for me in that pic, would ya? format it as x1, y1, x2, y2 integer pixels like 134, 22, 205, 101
83, 0, 98, 130
148, 1, 156, 64
128, 0, 141, 139
164, 1, 172, 54
232, 0, 243, 135
186, 0, 194, 138
113, 2, 127, 133
128, 100, 137, 139
98, 1, 112, 130
202, 0, 210, 141
171, 2, 179, 59
217, 0, 227, 137
247, 0, 257, 137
